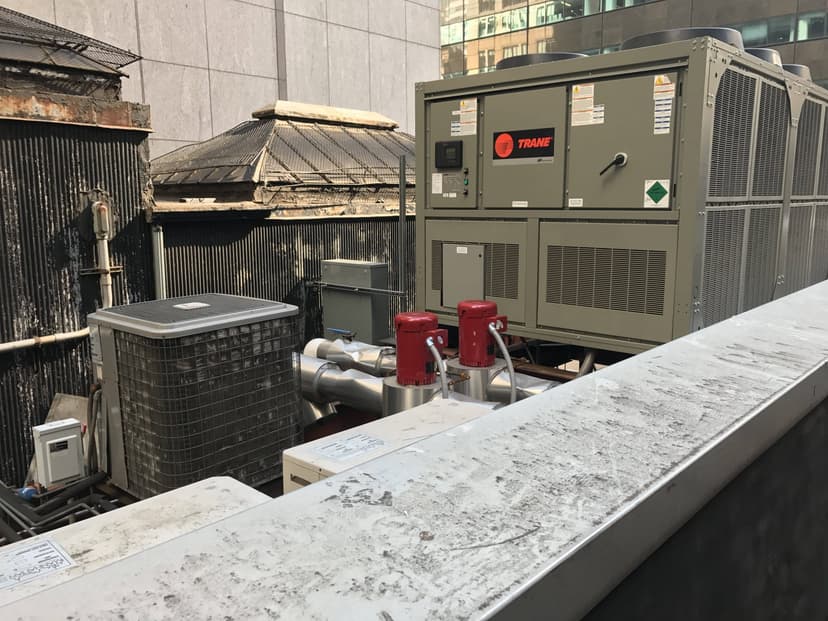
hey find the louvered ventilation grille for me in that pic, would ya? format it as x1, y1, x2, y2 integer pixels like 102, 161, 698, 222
818, 116, 828, 196
793, 100, 821, 196
743, 207, 781, 311
485, 243, 520, 299
702, 209, 745, 326
786, 204, 813, 291
752, 83, 788, 197
431, 239, 442, 290
545, 246, 666, 315
812, 205, 828, 283
709, 70, 755, 198
431, 241, 519, 299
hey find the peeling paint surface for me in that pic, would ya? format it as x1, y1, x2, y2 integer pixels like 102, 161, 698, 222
3, 284, 828, 620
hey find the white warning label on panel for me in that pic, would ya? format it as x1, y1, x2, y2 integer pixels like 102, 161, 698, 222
511, 200, 529, 208
644, 179, 670, 209
653, 74, 675, 100
568, 198, 584, 207
451, 98, 478, 136
0, 539, 75, 590
456, 246, 468, 254
571, 83, 604, 126
431, 172, 443, 194
315, 433, 385, 462
654, 98, 673, 135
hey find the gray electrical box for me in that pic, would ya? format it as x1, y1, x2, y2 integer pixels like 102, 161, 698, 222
321, 260, 390, 344
416, 34, 828, 353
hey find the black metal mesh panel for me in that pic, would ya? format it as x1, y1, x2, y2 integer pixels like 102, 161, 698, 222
792, 101, 821, 196
743, 207, 781, 311
709, 70, 755, 198
786, 204, 813, 293
752, 83, 788, 197
545, 246, 666, 315
114, 316, 300, 499
431, 240, 443, 291
702, 209, 745, 326
811, 205, 828, 283
485, 243, 520, 300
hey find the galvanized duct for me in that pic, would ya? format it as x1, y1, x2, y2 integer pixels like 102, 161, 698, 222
0, 119, 153, 486
162, 216, 416, 339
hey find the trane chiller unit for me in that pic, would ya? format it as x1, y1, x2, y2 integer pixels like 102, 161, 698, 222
88, 294, 300, 499
416, 29, 828, 354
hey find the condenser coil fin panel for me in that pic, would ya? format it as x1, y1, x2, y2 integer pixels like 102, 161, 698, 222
567, 73, 678, 209
425, 220, 527, 323
786, 204, 815, 292
743, 207, 782, 311
709, 69, 755, 199
428, 98, 478, 209
442, 243, 485, 308
811, 204, 828, 283
537, 222, 677, 342
791, 100, 821, 197
751, 82, 789, 198
480, 87, 566, 209
701, 209, 746, 326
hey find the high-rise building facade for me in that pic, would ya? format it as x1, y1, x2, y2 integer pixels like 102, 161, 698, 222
440, 0, 828, 86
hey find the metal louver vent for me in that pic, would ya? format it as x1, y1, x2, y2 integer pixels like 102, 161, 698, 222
812, 205, 828, 283
431, 241, 520, 299
485, 243, 520, 299
786, 204, 813, 291
431, 239, 442, 290
818, 117, 828, 196
709, 70, 755, 198
702, 209, 745, 326
752, 83, 788, 197
743, 207, 781, 311
792, 100, 821, 196
545, 246, 666, 315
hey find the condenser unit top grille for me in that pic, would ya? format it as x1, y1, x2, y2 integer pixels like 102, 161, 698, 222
88, 294, 298, 338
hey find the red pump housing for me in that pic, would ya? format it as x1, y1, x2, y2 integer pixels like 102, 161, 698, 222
457, 300, 507, 367
394, 312, 447, 385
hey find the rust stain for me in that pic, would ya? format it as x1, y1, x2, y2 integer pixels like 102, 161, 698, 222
0, 90, 151, 131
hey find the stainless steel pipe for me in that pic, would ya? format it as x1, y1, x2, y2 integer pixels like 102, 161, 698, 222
304, 338, 397, 376
300, 354, 385, 415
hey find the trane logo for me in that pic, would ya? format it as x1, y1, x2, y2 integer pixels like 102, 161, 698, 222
518, 136, 552, 149
493, 128, 555, 161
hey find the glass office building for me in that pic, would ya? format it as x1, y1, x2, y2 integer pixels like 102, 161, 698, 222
440, 0, 828, 86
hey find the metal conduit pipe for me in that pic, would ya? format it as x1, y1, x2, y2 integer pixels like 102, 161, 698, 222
304, 338, 397, 376
300, 354, 385, 414
576, 349, 597, 377
425, 336, 449, 399
488, 321, 516, 404
0, 328, 90, 354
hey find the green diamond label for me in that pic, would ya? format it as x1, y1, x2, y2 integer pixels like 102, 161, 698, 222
644, 179, 670, 208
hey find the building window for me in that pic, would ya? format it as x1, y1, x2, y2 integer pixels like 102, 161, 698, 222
738, 21, 769, 47
529, 1, 598, 27
441, 22, 464, 45
502, 43, 529, 58
767, 15, 794, 44
797, 12, 827, 41
478, 48, 496, 71
603, 0, 653, 11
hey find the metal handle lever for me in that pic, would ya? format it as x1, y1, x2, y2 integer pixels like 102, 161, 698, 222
599, 152, 628, 176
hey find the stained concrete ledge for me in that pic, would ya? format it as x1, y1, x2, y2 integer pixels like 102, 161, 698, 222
3, 282, 828, 620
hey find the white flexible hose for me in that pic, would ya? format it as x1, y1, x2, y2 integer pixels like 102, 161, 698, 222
489, 321, 516, 404
425, 336, 449, 399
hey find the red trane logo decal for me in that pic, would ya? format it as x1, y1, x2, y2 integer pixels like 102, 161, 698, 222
495, 133, 514, 158
518, 136, 552, 149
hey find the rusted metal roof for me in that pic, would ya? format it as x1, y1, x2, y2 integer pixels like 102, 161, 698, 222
152, 108, 415, 189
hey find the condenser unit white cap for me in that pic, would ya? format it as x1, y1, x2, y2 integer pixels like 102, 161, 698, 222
32, 418, 84, 487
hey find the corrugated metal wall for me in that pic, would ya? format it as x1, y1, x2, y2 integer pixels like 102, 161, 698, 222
0, 120, 153, 486
163, 216, 415, 341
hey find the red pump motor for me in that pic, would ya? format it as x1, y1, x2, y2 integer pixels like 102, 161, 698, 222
394, 312, 447, 385
457, 300, 507, 367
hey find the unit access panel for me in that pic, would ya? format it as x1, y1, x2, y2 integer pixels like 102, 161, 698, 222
481, 87, 567, 209
566, 72, 679, 210
428, 98, 478, 209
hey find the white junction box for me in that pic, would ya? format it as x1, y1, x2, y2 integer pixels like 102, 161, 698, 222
283, 399, 495, 493
33, 419, 83, 487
